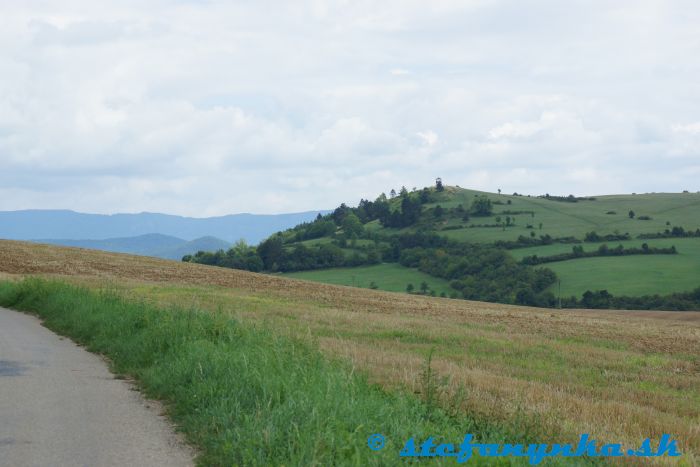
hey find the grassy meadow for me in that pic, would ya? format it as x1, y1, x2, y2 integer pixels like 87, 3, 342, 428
1, 240, 698, 465
427, 189, 700, 243
510, 238, 700, 297
282, 263, 454, 296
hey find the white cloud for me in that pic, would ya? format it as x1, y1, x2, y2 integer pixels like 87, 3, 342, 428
672, 122, 700, 134
0, 0, 699, 215
416, 130, 438, 146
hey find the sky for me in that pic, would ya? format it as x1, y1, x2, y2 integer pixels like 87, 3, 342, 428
1, 0, 699, 216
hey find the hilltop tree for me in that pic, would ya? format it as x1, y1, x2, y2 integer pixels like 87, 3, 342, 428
332, 203, 350, 225
390, 189, 397, 198
435, 178, 444, 192
399, 186, 409, 197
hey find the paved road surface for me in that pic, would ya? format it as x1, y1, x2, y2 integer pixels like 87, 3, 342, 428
0, 307, 194, 467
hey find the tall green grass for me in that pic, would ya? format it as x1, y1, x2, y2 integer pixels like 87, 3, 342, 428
0, 279, 587, 466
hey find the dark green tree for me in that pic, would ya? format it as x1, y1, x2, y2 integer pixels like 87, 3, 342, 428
470, 196, 493, 216
341, 212, 363, 237
435, 178, 444, 192
257, 236, 284, 271
420, 281, 429, 294
434, 205, 444, 218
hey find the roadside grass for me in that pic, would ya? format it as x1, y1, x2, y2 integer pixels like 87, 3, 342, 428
0, 278, 572, 466
282, 263, 454, 296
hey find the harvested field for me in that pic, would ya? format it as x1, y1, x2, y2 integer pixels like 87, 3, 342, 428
1, 239, 699, 461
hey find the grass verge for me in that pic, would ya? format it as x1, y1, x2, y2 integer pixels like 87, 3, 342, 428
0, 278, 576, 466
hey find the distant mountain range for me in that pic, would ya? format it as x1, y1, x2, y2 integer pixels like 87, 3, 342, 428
0, 209, 329, 244
36, 234, 232, 260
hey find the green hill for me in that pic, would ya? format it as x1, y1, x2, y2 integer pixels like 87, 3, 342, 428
186, 184, 700, 310
366, 186, 700, 243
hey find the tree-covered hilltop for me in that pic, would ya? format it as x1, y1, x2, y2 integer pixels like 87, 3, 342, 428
185, 181, 700, 310
184, 181, 558, 306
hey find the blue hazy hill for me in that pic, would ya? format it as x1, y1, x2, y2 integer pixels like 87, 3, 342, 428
35, 234, 232, 260
0, 209, 329, 244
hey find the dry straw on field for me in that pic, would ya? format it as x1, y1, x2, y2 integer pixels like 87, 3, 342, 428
1, 239, 698, 461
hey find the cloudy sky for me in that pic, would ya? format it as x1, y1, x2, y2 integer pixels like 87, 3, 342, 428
1, 1, 699, 216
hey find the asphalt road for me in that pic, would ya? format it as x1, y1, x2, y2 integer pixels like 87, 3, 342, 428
0, 307, 194, 467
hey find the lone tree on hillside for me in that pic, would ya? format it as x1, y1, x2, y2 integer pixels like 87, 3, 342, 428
471, 196, 493, 216
420, 281, 429, 294
628, 210, 635, 219
435, 177, 444, 192
406, 283, 415, 293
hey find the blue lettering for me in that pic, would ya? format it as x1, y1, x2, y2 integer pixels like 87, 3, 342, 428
478, 443, 500, 456
399, 437, 417, 457
420, 437, 437, 457
527, 443, 552, 465
575, 434, 599, 456
599, 444, 623, 456
435, 443, 456, 457
456, 434, 475, 463
655, 434, 681, 457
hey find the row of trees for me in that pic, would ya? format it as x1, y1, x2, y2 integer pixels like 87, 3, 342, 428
494, 234, 581, 249
184, 238, 375, 273
639, 226, 700, 239
520, 243, 677, 265
561, 288, 700, 311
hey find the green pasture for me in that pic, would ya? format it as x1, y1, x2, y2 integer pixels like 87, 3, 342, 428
509, 238, 700, 297
282, 263, 454, 296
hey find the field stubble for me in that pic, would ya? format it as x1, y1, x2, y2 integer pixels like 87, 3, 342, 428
1, 240, 698, 462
